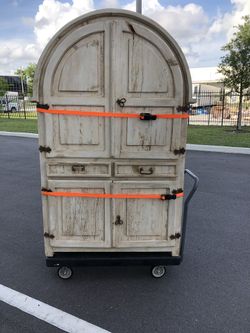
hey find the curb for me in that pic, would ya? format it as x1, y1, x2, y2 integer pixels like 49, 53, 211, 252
186, 144, 250, 155
0, 131, 38, 138
1, 131, 250, 155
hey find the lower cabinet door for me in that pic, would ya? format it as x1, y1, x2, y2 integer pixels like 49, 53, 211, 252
112, 182, 182, 248
46, 180, 111, 248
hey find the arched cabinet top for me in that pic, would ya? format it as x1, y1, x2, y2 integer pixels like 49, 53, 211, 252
33, 9, 192, 104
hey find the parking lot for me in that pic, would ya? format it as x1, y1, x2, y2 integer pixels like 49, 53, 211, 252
0, 136, 250, 333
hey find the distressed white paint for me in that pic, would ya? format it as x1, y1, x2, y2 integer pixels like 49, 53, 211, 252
47, 161, 111, 178
112, 181, 180, 248
47, 180, 111, 248
0, 284, 110, 333
114, 161, 177, 178
34, 10, 192, 256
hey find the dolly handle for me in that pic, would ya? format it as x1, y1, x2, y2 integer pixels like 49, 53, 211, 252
184, 169, 199, 205
180, 169, 199, 258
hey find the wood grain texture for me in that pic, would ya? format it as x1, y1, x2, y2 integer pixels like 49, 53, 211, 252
48, 180, 111, 248
47, 161, 111, 177
112, 181, 179, 248
115, 161, 177, 178
35, 12, 191, 256
44, 106, 109, 158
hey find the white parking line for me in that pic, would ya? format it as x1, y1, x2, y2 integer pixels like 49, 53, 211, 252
0, 284, 110, 333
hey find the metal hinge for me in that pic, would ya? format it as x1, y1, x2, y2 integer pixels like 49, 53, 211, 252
169, 233, 181, 240
177, 105, 190, 113
174, 147, 186, 155
160, 188, 183, 200
44, 232, 55, 239
39, 145, 51, 153
172, 188, 183, 194
41, 187, 52, 193
37, 103, 49, 110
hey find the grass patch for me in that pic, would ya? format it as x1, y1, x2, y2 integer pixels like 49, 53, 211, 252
0, 120, 249, 148
0, 118, 38, 133
188, 125, 250, 148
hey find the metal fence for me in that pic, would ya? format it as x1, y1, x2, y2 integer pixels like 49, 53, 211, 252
189, 91, 250, 126
0, 92, 36, 119
1, 90, 250, 126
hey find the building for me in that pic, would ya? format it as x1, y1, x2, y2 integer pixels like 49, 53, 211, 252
189, 67, 225, 108
0, 75, 27, 95
190, 67, 224, 94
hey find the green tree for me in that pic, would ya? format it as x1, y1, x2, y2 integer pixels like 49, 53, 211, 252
0, 77, 9, 95
15, 63, 37, 96
218, 15, 250, 130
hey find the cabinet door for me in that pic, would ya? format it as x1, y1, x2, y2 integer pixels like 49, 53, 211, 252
112, 182, 182, 248
46, 180, 111, 248
42, 21, 111, 158
112, 20, 186, 159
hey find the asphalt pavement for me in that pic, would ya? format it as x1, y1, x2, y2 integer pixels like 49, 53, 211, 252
0, 136, 249, 333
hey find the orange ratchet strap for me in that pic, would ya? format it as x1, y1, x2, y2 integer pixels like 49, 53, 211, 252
41, 190, 184, 200
37, 107, 189, 119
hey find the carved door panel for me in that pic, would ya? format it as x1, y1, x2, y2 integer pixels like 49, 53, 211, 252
47, 180, 111, 248
111, 20, 186, 159
112, 181, 182, 248
42, 21, 111, 158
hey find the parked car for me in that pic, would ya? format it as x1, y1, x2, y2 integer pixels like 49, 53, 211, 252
0, 92, 20, 112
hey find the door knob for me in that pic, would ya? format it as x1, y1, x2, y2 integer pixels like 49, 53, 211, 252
115, 215, 123, 225
116, 98, 126, 107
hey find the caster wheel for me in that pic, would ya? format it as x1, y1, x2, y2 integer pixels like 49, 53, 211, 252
151, 265, 166, 278
57, 266, 73, 280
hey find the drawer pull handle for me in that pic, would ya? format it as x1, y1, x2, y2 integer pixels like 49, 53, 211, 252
72, 165, 85, 172
139, 167, 153, 175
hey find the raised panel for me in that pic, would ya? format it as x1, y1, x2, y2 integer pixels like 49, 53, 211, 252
57, 33, 103, 93
116, 107, 173, 158
113, 182, 180, 248
115, 161, 177, 178
126, 114, 168, 147
42, 22, 108, 100
126, 189, 167, 237
59, 114, 100, 145
116, 22, 179, 100
45, 106, 110, 158
61, 193, 104, 238
47, 161, 111, 177
47, 180, 111, 248
128, 36, 171, 94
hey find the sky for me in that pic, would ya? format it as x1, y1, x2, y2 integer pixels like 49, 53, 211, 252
0, 0, 249, 74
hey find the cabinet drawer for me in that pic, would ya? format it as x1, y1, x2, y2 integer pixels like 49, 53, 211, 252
114, 162, 177, 178
47, 162, 111, 177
